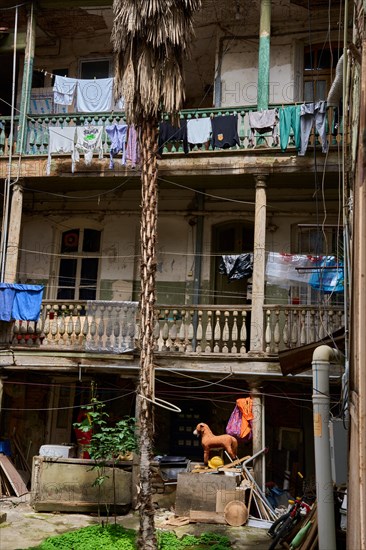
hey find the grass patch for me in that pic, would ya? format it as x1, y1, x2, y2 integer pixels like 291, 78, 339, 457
26, 524, 232, 549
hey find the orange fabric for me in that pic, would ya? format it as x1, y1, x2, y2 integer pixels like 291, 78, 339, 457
236, 397, 253, 439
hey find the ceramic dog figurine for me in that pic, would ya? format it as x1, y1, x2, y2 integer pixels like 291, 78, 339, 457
193, 422, 238, 465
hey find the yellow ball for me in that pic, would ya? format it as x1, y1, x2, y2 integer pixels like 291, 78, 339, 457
208, 456, 224, 469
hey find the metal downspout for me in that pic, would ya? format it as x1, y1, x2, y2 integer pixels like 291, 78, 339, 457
312, 345, 342, 550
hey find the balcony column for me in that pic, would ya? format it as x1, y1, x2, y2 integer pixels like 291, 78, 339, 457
17, 2, 36, 154
4, 182, 23, 283
250, 382, 265, 491
257, 0, 271, 110
249, 174, 267, 354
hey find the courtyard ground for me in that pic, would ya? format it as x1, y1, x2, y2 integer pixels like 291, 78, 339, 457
0, 494, 271, 550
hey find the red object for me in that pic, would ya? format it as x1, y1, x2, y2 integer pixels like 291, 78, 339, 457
74, 411, 92, 459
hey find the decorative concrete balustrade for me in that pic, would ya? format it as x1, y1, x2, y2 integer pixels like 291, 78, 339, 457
0, 105, 340, 158
10, 301, 344, 356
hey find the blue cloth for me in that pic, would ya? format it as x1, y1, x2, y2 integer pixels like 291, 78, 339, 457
309, 257, 344, 293
105, 124, 128, 169
0, 285, 16, 321
0, 283, 44, 321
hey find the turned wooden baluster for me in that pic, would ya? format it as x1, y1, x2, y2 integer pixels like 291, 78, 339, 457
205, 310, 213, 353
240, 310, 247, 354
283, 309, 289, 349
35, 313, 43, 346
57, 306, 66, 345
291, 310, 299, 348
82, 311, 90, 346
309, 309, 316, 342
98, 305, 106, 347
74, 306, 82, 346
214, 310, 222, 353
222, 311, 230, 353
161, 310, 170, 351
42, 306, 51, 346
273, 309, 281, 353
51, 305, 59, 344
113, 306, 121, 350
177, 309, 186, 351
300, 309, 307, 346
186, 310, 194, 352
196, 310, 203, 353
231, 311, 238, 354
66, 305, 75, 345
169, 310, 178, 351
26, 321, 34, 346
105, 305, 113, 349
89, 305, 97, 347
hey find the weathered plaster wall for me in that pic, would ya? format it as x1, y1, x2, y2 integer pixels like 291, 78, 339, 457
220, 38, 294, 107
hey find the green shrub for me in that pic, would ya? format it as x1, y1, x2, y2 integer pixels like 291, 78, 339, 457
28, 525, 232, 550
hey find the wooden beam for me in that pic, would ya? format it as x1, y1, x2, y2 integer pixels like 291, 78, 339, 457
38, 0, 112, 8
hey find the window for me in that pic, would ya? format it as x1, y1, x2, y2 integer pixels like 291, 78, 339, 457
57, 228, 101, 300
303, 45, 341, 102
79, 59, 111, 79
295, 224, 342, 256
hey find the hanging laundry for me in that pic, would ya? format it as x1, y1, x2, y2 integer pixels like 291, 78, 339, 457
46, 126, 76, 176
76, 77, 114, 113
248, 109, 279, 147
0, 283, 44, 322
74, 125, 104, 166
187, 117, 212, 145
53, 75, 78, 106
298, 101, 328, 156
309, 256, 344, 292
125, 125, 140, 168
114, 96, 125, 111
236, 397, 253, 441
279, 105, 301, 152
211, 114, 240, 149
219, 254, 253, 282
158, 120, 189, 154
226, 397, 253, 441
105, 124, 128, 169
266, 252, 313, 289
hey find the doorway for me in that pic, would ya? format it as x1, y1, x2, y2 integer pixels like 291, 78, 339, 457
211, 221, 254, 305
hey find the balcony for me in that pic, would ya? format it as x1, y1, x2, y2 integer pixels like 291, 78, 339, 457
10, 301, 344, 358
0, 105, 341, 160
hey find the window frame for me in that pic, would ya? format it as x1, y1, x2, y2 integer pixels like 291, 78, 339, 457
56, 227, 102, 301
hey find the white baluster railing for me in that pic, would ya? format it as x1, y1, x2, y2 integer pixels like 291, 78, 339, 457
9, 301, 344, 357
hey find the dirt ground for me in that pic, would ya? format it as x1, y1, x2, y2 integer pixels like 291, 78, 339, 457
0, 494, 272, 550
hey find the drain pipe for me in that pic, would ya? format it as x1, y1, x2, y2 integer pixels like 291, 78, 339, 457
312, 345, 342, 550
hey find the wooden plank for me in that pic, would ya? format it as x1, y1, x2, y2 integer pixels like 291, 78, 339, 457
0, 454, 28, 496
189, 510, 226, 524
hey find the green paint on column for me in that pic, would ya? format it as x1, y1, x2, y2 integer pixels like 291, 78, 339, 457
17, 3, 36, 154
257, 0, 271, 110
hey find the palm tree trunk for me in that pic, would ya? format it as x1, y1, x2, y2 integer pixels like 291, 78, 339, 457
137, 117, 158, 550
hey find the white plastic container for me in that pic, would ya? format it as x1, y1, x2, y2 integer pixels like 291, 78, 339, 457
39, 445, 76, 458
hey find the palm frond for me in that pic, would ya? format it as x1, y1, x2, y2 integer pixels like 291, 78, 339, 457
112, 0, 202, 124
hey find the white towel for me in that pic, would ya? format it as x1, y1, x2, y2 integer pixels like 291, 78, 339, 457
53, 76, 78, 106
75, 126, 104, 166
187, 117, 212, 144
46, 126, 76, 175
76, 78, 113, 113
